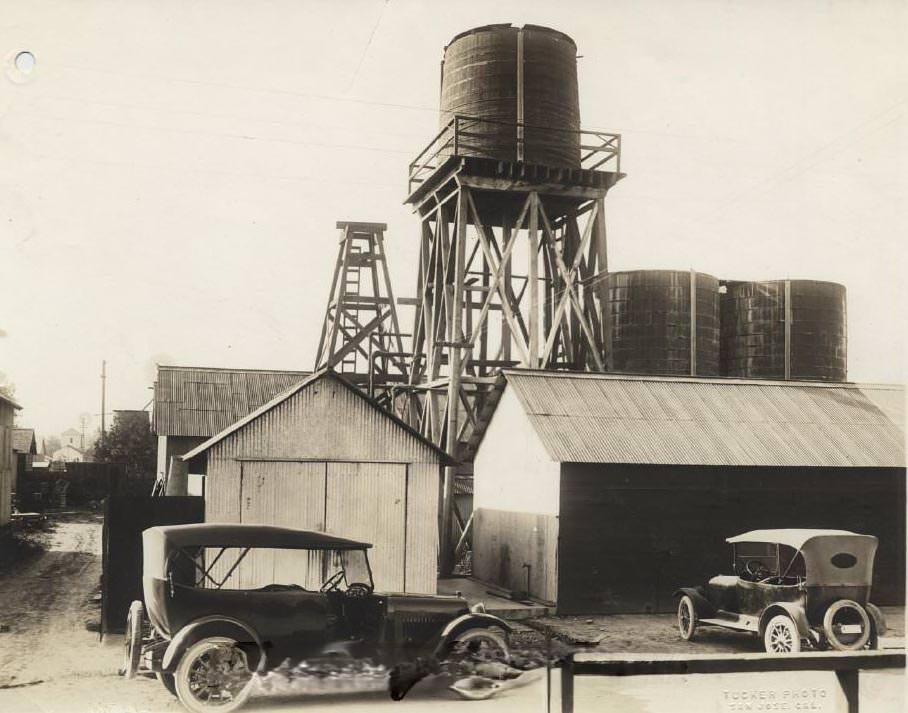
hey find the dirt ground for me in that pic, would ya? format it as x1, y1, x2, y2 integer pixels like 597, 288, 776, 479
529, 608, 906, 653
0, 514, 903, 713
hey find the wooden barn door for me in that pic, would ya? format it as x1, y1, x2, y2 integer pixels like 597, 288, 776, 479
325, 463, 407, 592
238, 461, 327, 589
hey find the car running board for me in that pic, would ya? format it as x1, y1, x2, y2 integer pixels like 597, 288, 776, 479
699, 613, 759, 633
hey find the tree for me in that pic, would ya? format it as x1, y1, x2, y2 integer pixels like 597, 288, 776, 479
93, 411, 155, 480
44, 435, 62, 456
0, 372, 16, 401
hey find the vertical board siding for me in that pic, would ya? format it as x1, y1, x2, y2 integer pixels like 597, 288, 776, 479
405, 463, 440, 594
235, 461, 327, 589
558, 463, 906, 614
326, 462, 406, 592
201, 377, 442, 593
473, 508, 558, 603
0, 401, 14, 527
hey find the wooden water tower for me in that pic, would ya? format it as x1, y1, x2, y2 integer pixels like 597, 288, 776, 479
401, 24, 624, 570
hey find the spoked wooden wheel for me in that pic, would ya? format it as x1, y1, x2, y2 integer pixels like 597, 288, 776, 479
763, 615, 801, 654
122, 600, 144, 679
174, 637, 254, 713
677, 595, 698, 641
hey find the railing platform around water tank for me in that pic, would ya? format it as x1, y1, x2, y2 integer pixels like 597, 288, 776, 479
407, 115, 623, 202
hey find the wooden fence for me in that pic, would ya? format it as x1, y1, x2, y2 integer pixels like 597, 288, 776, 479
559, 650, 905, 713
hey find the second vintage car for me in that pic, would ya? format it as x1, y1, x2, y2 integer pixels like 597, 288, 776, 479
675, 529, 886, 653
122, 523, 511, 712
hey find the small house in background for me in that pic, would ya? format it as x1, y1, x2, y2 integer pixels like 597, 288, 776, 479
11, 427, 37, 498
0, 392, 22, 526
52, 443, 85, 463
182, 370, 451, 594
153, 365, 310, 494
61, 427, 83, 449
472, 370, 906, 614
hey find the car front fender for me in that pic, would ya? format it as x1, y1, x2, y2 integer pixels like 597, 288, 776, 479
673, 587, 715, 618
162, 615, 265, 672
432, 613, 512, 659
759, 603, 810, 638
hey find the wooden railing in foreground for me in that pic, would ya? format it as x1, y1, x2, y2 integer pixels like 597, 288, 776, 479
558, 650, 905, 713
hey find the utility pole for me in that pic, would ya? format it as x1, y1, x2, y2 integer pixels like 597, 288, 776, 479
100, 360, 107, 440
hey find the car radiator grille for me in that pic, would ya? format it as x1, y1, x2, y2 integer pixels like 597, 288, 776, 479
396, 615, 448, 645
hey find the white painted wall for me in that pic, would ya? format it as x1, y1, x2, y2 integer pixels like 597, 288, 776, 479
156, 435, 167, 483
473, 387, 560, 516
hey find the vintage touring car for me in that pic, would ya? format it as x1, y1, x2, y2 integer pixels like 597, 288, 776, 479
675, 529, 886, 653
122, 523, 510, 712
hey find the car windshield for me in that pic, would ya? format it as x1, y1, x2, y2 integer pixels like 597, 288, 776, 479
338, 548, 372, 588
168, 545, 372, 591
733, 542, 806, 582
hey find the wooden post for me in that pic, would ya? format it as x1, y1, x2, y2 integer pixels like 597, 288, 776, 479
501, 213, 513, 362
561, 654, 574, 713
784, 279, 792, 380
528, 193, 539, 367
164, 457, 189, 497
441, 188, 468, 575
690, 269, 698, 376
835, 669, 859, 713
516, 28, 525, 163
593, 198, 609, 370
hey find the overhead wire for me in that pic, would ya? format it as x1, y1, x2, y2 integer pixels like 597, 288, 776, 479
345, 0, 390, 94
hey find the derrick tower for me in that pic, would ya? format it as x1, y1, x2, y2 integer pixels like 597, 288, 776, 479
314, 221, 408, 408
400, 24, 624, 570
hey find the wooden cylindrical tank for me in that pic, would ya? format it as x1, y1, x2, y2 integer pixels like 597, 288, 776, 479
439, 24, 580, 167
720, 280, 847, 381
604, 270, 721, 376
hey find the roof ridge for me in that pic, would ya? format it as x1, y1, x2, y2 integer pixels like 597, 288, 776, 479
502, 369, 904, 390
157, 364, 310, 374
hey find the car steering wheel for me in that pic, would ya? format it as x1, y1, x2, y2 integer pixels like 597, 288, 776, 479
320, 570, 345, 592
345, 582, 372, 598
745, 560, 770, 581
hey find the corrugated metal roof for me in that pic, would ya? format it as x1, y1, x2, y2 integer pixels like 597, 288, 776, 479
503, 370, 905, 467
12, 428, 36, 454
0, 391, 22, 409
181, 369, 455, 465
153, 365, 310, 437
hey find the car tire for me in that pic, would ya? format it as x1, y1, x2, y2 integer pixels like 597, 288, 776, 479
450, 627, 511, 664
123, 600, 144, 679
677, 596, 698, 641
763, 615, 801, 654
174, 637, 254, 713
823, 600, 871, 651
157, 672, 177, 697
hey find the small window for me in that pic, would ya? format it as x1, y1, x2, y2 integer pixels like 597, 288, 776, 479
830, 552, 857, 569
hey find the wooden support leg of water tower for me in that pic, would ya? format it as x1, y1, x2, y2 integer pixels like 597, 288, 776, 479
440, 189, 468, 574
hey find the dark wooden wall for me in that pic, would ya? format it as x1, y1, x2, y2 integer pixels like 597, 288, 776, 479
101, 495, 204, 634
558, 464, 905, 614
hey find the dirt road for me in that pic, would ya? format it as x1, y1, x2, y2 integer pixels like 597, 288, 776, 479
0, 516, 903, 713
0, 515, 179, 713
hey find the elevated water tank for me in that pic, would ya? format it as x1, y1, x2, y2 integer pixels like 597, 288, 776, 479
720, 280, 847, 381
604, 270, 721, 376
439, 24, 580, 167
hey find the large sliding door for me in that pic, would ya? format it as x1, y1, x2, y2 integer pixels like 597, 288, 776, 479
235, 460, 410, 593
325, 462, 407, 592
238, 461, 327, 589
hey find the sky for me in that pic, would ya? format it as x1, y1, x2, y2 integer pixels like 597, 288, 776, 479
0, 0, 905, 439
